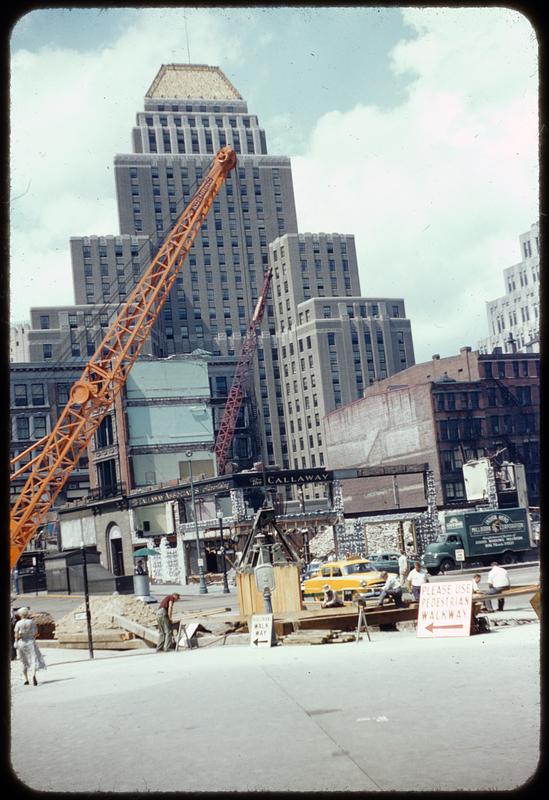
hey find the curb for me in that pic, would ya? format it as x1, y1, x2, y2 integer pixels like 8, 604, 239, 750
443, 561, 539, 576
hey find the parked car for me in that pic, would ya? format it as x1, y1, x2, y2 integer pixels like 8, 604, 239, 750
301, 561, 323, 581
366, 552, 417, 574
301, 558, 386, 602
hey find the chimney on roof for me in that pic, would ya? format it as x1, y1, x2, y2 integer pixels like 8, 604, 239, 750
432, 354, 440, 360
460, 346, 472, 354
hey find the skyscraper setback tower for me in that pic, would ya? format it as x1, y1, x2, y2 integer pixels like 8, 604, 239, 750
26, 64, 415, 474
69, 64, 299, 467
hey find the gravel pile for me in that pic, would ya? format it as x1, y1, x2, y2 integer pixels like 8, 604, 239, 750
55, 595, 159, 638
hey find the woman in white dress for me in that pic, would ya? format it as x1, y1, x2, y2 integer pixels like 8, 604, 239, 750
14, 607, 46, 686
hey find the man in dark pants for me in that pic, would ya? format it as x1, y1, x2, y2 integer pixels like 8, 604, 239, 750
156, 593, 180, 652
377, 571, 405, 608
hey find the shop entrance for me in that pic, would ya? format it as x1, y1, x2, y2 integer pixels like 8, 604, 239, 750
109, 525, 124, 576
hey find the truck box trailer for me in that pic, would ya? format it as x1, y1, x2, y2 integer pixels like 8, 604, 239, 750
421, 507, 535, 574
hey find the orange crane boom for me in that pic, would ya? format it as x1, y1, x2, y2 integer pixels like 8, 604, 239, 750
10, 147, 237, 568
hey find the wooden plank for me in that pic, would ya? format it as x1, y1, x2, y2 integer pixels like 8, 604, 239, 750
236, 565, 304, 615
56, 630, 132, 643
530, 590, 541, 619
176, 607, 231, 621
56, 640, 149, 650
112, 614, 160, 645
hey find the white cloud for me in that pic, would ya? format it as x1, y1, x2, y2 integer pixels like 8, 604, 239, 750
10, 7, 538, 366
291, 7, 538, 361
9, 8, 244, 320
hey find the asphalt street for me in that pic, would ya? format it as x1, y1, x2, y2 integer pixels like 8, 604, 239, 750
10, 606, 540, 792
11, 563, 540, 620
10, 563, 540, 793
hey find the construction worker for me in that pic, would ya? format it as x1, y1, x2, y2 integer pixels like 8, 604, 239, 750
321, 584, 343, 608
155, 593, 180, 652
377, 571, 405, 608
484, 562, 511, 612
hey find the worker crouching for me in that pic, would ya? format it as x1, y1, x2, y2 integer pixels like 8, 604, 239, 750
377, 571, 405, 608
321, 584, 344, 608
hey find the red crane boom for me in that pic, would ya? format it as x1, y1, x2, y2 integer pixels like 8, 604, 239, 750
214, 264, 273, 475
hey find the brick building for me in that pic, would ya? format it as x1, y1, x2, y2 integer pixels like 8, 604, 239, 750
324, 347, 540, 513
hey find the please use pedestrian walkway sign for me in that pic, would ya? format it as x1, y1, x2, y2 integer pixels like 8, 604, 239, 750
417, 580, 473, 638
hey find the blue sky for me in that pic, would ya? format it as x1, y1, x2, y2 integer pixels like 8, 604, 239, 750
10, 6, 538, 361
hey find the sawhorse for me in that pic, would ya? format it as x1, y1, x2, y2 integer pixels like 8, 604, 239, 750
355, 601, 372, 643
174, 620, 198, 650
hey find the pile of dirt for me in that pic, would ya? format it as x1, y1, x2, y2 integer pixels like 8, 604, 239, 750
55, 595, 159, 639
29, 611, 55, 640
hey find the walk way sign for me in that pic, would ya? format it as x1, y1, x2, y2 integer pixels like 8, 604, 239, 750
417, 580, 473, 638
250, 614, 274, 648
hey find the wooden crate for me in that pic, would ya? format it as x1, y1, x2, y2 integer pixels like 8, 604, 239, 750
236, 565, 304, 615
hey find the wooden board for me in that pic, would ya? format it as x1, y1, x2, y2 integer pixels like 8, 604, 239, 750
530, 590, 541, 619
236, 565, 304, 615
55, 630, 132, 643
111, 614, 160, 645
276, 604, 418, 633
54, 640, 149, 650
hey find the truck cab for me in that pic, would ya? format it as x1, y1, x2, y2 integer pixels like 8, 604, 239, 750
421, 533, 464, 574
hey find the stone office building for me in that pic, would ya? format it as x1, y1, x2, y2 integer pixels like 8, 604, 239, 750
478, 221, 540, 354
270, 232, 414, 500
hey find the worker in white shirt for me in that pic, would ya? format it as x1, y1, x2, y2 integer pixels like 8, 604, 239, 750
406, 561, 429, 601
377, 571, 405, 608
484, 562, 511, 612
398, 549, 409, 587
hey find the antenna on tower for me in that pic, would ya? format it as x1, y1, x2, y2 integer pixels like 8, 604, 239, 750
184, 10, 191, 64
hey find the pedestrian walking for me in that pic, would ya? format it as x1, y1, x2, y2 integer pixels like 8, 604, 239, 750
14, 607, 46, 685
398, 549, 409, 587
406, 561, 429, 601
484, 562, 510, 612
377, 571, 405, 608
155, 593, 180, 652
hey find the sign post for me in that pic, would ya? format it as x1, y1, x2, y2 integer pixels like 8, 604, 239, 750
253, 564, 277, 646
455, 549, 465, 570
417, 580, 473, 638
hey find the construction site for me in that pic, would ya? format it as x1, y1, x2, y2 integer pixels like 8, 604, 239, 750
10, 65, 540, 651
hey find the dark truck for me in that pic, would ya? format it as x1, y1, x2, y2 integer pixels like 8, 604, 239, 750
421, 507, 535, 574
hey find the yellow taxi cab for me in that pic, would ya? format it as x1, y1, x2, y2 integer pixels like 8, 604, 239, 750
301, 558, 386, 602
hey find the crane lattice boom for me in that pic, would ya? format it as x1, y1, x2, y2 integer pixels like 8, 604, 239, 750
214, 264, 273, 475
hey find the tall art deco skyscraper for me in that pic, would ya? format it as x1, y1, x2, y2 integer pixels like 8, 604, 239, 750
28, 64, 415, 474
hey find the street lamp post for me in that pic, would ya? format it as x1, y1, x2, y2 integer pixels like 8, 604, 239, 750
217, 510, 230, 594
186, 451, 208, 595
80, 541, 94, 660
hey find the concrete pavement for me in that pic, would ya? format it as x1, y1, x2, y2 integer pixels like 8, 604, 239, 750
10, 618, 540, 793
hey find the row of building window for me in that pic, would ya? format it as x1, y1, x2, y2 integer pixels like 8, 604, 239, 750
438, 410, 536, 440
144, 113, 254, 128
481, 360, 535, 379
